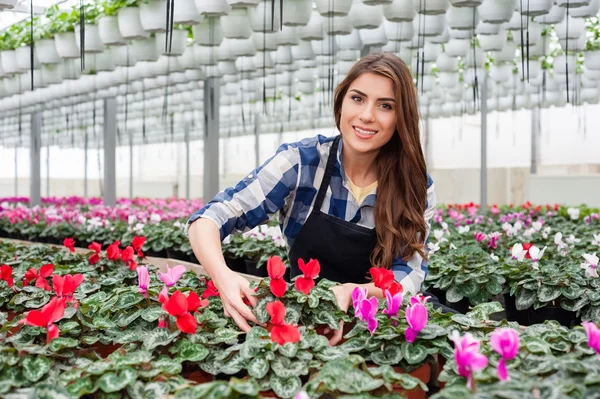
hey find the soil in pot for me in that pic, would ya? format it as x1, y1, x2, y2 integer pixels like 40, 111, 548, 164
224, 256, 247, 274
245, 259, 269, 277
504, 294, 580, 327
392, 362, 431, 399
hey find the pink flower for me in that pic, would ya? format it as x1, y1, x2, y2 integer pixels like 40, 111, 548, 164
137, 266, 149, 297
382, 290, 403, 325
451, 331, 488, 390
474, 232, 487, 243
356, 296, 378, 335
405, 296, 428, 343
487, 232, 501, 249
159, 264, 186, 287
490, 328, 520, 381
584, 322, 600, 355
351, 286, 368, 315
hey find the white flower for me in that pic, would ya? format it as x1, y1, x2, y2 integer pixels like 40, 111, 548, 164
490, 253, 499, 262
273, 235, 287, 248
511, 243, 528, 261
566, 234, 581, 246
427, 241, 441, 254
450, 243, 457, 250
458, 225, 470, 234
522, 228, 535, 238
222, 235, 232, 245
128, 215, 136, 225
433, 229, 446, 242
441, 222, 449, 231
173, 221, 183, 229
502, 222, 512, 232
134, 223, 145, 232
581, 253, 599, 278
528, 245, 547, 269
542, 226, 552, 239
150, 214, 162, 223
532, 221, 543, 232
554, 232, 567, 250
568, 207, 580, 220
514, 221, 523, 231
593, 234, 600, 247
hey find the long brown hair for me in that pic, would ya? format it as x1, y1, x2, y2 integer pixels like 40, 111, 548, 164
333, 52, 429, 268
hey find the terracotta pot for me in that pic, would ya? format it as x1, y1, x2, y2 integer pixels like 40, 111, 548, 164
91, 343, 123, 358
391, 363, 431, 399
183, 370, 215, 384
5, 311, 21, 337
260, 390, 284, 399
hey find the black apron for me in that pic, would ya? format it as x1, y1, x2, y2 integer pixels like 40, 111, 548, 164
287, 135, 458, 314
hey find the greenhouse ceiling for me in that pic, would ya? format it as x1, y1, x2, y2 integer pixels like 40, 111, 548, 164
0, 0, 599, 149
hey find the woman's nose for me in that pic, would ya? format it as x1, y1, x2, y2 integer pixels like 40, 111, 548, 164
359, 106, 376, 123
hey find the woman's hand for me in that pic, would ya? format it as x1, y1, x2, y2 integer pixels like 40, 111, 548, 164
327, 283, 357, 346
213, 268, 261, 332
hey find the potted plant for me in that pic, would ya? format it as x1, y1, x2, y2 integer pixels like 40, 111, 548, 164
116, 0, 149, 40
44, 4, 81, 59
74, 2, 106, 54
98, 0, 128, 46
584, 18, 600, 70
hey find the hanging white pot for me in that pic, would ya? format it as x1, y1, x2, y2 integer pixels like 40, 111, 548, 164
193, 17, 224, 46
219, 60, 239, 75
478, 32, 505, 51
464, 47, 485, 68
314, 0, 352, 16
423, 42, 442, 62
489, 64, 512, 83
75, 24, 105, 53
277, 26, 300, 46
54, 32, 80, 59
584, 50, 600, 70
110, 45, 137, 67
252, 32, 277, 51
324, 15, 353, 36
430, 26, 449, 43
448, 28, 472, 39
132, 37, 160, 62
570, 0, 600, 17
282, 0, 312, 26
413, 0, 449, 14
438, 71, 458, 87
156, 29, 189, 56
336, 49, 358, 61
493, 39, 516, 63
178, 46, 196, 69
117, 7, 149, 40
63, 59, 81, 80
0, 50, 19, 75
581, 74, 598, 88
384, 20, 414, 42
584, 67, 600, 80
414, 14, 446, 36
228, 37, 256, 56
436, 52, 457, 71
196, 0, 231, 16
87, 51, 116, 72
534, 4, 565, 24
446, 6, 479, 30
582, 87, 600, 103
444, 38, 470, 57
0, 0, 17, 10
139, 0, 168, 32
98, 16, 126, 46
556, 0, 591, 7
41, 63, 64, 85
174, 0, 202, 24
520, 0, 553, 16
476, 22, 501, 35
478, 0, 515, 24
349, 2, 383, 29
221, 8, 253, 39
503, 11, 528, 31
559, 34, 587, 52
292, 40, 316, 60
383, 0, 415, 22
194, 45, 219, 65
513, 21, 541, 46
360, 26, 388, 47
297, 11, 324, 40
450, 0, 482, 5
555, 16, 585, 39
516, 59, 542, 80
35, 39, 60, 64
553, 54, 578, 75
15, 46, 40, 71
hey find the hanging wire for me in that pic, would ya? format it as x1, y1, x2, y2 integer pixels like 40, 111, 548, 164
565, 0, 570, 103
165, 0, 175, 54
80, 0, 85, 71
471, 9, 479, 111
29, 0, 34, 90
526, 0, 530, 82
519, 0, 525, 80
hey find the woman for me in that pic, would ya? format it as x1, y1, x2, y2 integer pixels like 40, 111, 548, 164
188, 53, 437, 344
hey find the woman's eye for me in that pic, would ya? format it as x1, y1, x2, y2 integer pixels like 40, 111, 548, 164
381, 103, 393, 110
351, 95, 363, 102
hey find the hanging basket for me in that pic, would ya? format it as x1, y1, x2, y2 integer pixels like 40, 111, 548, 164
98, 16, 126, 46
220, 7, 253, 39
478, 0, 515, 24
62, 59, 81, 80
118, 7, 149, 40
349, 2, 383, 29
450, 0, 482, 6
570, 0, 600, 17
196, 0, 231, 16
35, 39, 61, 64
415, 14, 446, 36
584, 50, 600, 71
156, 29, 189, 56
298, 11, 325, 40
446, 6, 479, 30
75, 24, 105, 53
41, 63, 64, 84
193, 17, 224, 46
476, 22, 501, 35
444, 38, 470, 57
314, 0, 353, 16
534, 4, 565, 24
174, 0, 202, 24
359, 25, 388, 47
413, 0, 449, 14
0, 0, 17, 9
0, 50, 20, 75
282, 0, 313, 26
383, 20, 414, 42
493, 40, 517, 63
556, 0, 591, 7
438, 71, 458, 88
513, 22, 541, 46
558, 35, 587, 52
15, 46, 40, 71
109, 45, 137, 67
132, 37, 160, 62
383, 0, 415, 22
139, 0, 168, 32
520, 0, 553, 16
555, 16, 585, 39
478, 32, 505, 51
54, 32, 80, 59
436, 52, 458, 71
553, 54, 578, 75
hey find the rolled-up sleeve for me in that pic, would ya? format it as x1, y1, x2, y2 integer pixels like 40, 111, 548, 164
391, 175, 436, 294
185, 143, 300, 241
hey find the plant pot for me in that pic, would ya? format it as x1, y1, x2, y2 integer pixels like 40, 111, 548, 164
556, 0, 591, 7
35, 39, 61, 64
585, 50, 600, 71
282, 0, 313, 26
446, 6, 479, 30
75, 24, 105, 53
183, 370, 215, 384
221, 7, 253, 39
41, 63, 64, 84
156, 30, 189, 56
555, 16, 585, 40
314, 0, 352, 16
478, 0, 515, 24
392, 363, 431, 399
174, 0, 202, 25
54, 32, 80, 59
383, 0, 415, 22
0, 0, 17, 9
132, 38, 160, 62
349, 1, 383, 30
15, 46, 40, 71
118, 7, 149, 40
139, 0, 168, 32
535, 4, 565, 24
521, 0, 553, 16
413, 0, 449, 14
1, 50, 20, 74
224, 256, 247, 274
195, 0, 230, 16
570, 0, 600, 17
193, 17, 224, 46
503, 294, 579, 327
245, 259, 269, 277
98, 16, 127, 46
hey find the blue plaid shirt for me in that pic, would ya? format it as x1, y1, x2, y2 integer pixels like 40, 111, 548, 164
187, 134, 436, 294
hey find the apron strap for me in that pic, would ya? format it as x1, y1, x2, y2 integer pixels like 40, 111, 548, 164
313, 135, 341, 212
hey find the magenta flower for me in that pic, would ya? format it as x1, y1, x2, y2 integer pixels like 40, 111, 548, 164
356, 296, 378, 335
382, 290, 403, 325
490, 328, 520, 381
450, 331, 488, 390
159, 264, 186, 287
584, 322, 600, 355
352, 286, 368, 316
405, 295, 428, 343
137, 266, 149, 297
474, 232, 487, 243
487, 232, 501, 249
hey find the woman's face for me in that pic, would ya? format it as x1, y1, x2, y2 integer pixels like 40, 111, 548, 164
339, 72, 397, 155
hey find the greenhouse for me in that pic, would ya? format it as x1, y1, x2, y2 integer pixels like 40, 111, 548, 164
1, 0, 600, 398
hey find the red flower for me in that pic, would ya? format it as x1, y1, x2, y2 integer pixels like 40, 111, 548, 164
0, 264, 14, 288
370, 267, 394, 293
52, 274, 84, 301
63, 238, 75, 253
266, 301, 300, 345
34, 264, 54, 291
163, 290, 198, 334
523, 243, 533, 259
387, 281, 403, 297
295, 258, 320, 295
534, 205, 542, 213
186, 290, 208, 312
88, 242, 102, 253
267, 256, 287, 298
132, 236, 146, 258
106, 241, 121, 261
23, 268, 38, 286
158, 318, 167, 328
202, 280, 219, 299
22, 296, 66, 344
88, 242, 102, 265
121, 246, 136, 270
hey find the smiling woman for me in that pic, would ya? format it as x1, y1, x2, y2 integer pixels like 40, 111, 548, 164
187, 53, 448, 343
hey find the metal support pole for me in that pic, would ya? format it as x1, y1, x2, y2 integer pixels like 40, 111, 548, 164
103, 98, 117, 206
203, 77, 220, 203
424, 115, 432, 166
14, 147, 18, 196
129, 129, 133, 199
530, 107, 540, 175
185, 122, 191, 200
30, 112, 42, 207
254, 113, 261, 168
84, 131, 88, 198
46, 144, 50, 197
480, 71, 488, 214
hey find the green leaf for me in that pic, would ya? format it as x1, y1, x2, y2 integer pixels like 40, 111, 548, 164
525, 337, 551, 355
401, 342, 428, 365
486, 279, 504, 296
462, 280, 479, 298
141, 307, 163, 322
450, 314, 481, 327
172, 339, 209, 362
96, 368, 137, 393
65, 376, 96, 397
21, 356, 52, 382
466, 301, 504, 320
370, 345, 403, 365
278, 342, 299, 358
515, 289, 536, 311
143, 329, 179, 350
248, 356, 270, 379
33, 384, 72, 399
213, 327, 241, 344
127, 381, 170, 399
152, 356, 182, 375
538, 285, 562, 303
270, 375, 302, 399
93, 316, 117, 329
446, 285, 464, 303
230, 377, 260, 396
271, 357, 308, 378
418, 324, 448, 340
49, 337, 79, 351
115, 292, 144, 310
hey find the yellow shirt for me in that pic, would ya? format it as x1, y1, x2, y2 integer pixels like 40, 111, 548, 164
347, 176, 378, 206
